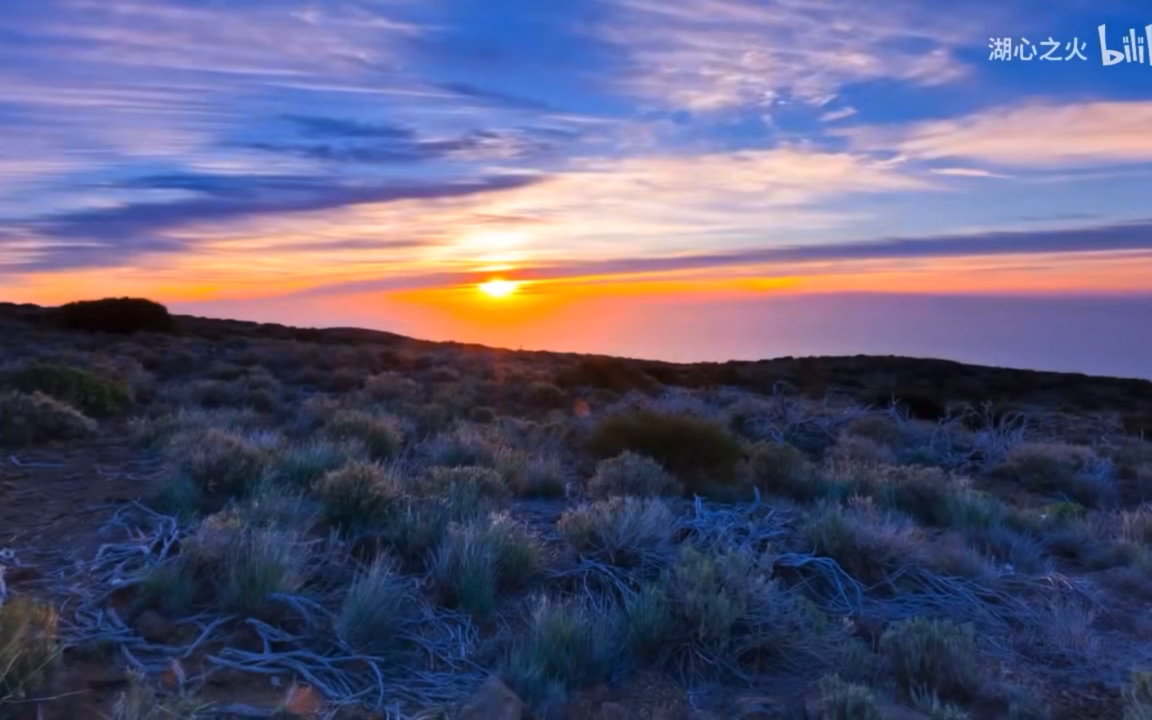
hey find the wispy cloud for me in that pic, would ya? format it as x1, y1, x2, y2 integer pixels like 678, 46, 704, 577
295, 217, 1152, 295
4, 173, 543, 271
848, 101, 1152, 168
599, 0, 977, 111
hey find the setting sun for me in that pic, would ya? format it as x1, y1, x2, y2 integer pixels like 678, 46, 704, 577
477, 278, 520, 298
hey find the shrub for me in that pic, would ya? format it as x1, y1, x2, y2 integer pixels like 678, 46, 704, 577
843, 414, 909, 447
422, 426, 498, 468
322, 410, 404, 460
814, 674, 880, 720
556, 357, 660, 394
149, 473, 203, 520
419, 466, 508, 518
587, 452, 681, 499
994, 442, 1115, 506
623, 582, 674, 660
138, 558, 196, 617
266, 439, 363, 491
559, 497, 676, 569
744, 441, 821, 500
363, 372, 421, 403
0, 597, 59, 702
56, 297, 174, 335
166, 428, 271, 498
430, 514, 540, 616
804, 500, 918, 585
315, 462, 403, 533
526, 381, 567, 409
504, 594, 624, 707
1124, 670, 1152, 720
0, 390, 96, 446
587, 411, 743, 494
336, 558, 418, 655
872, 467, 1005, 530
2, 363, 130, 417
498, 450, 569, 498
879, 617, 983, 702
376, 500, 455, 563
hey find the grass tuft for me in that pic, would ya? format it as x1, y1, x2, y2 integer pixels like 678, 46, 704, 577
336, 557, 418, 655
322, 410, 404, 460
878, 616, 983, 703
1124, 669, 1152, 720
558, 497, 676, 569
315, 461, 404, 533
587, 451, 681, 499
166, 427, 272, 498
814, 674, 880, 720
504, 594, 624, 708
0, 596, 59, 702
430, 514, 540, 616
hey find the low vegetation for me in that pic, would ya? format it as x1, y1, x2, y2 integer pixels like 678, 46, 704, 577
2, 298, 1151, 718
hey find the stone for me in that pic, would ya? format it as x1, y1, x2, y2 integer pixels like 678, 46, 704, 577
132, 609, 177, 644
458, 675, 528, 720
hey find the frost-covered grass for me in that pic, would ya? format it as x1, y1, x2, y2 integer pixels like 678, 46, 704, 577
6, 311, 1152, 719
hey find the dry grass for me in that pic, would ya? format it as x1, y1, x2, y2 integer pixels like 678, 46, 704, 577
0, 597, 58, 703
4, 302, 1152, 718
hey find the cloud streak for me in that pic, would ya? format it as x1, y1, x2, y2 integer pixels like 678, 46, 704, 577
4, 173, 544, 271
295, 218, 1152, 295
848, 101, 1152, 168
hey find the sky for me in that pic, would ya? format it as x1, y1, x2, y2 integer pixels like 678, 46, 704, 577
2, 0, 1151, 378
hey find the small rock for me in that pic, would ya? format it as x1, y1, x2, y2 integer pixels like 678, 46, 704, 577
459, 675, 528, 720
132, 609, 177, 644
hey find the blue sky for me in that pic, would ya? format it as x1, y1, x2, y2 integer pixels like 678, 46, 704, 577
1, 0, 1151, 374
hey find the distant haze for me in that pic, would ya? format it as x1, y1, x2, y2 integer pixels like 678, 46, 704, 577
173, 292, 1152, 381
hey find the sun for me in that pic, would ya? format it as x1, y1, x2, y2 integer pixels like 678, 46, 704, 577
477, 278, 520, 298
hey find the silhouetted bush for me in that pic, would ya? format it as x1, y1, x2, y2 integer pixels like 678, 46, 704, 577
556, 357, 661, 394
587, 411, 743, 494
2, 363, 131, 417
871, 388, 949, 420
56, 297, 174, 335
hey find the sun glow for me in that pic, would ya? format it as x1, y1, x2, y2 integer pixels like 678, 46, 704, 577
477, 278, 520, 298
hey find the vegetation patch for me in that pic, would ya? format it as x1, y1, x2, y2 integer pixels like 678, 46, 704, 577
0, 390, 96, 446
878, 617, 983, 703
586, 410, 744, 494
0, 597, 59, 703
55, 297, 174, 335
315, 461, 404, 534
588, 451, 681, 499
1, 363, 131, 417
